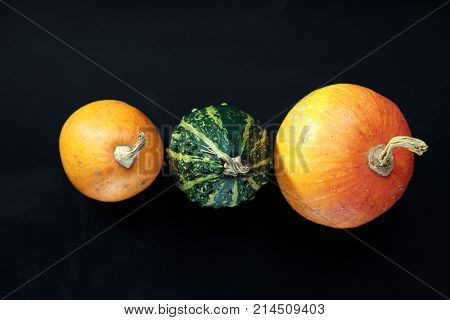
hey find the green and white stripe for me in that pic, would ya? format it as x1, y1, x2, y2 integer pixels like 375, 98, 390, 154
168, 104, 270, 208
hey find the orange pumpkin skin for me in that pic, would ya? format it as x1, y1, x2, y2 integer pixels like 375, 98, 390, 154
275, 84, 414, 228
59, 100, 163, 202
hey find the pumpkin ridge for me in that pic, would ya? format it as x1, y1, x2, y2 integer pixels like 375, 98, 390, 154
250, 129, 268, 154
205, 181, 224, 207
214, 105, 247, 157
251, 157, 271, 169
167, 149, 217, 164
178, 120, 225, 155
206, 106, 227, 133
212, 180, 230, 207
179, 173, 221, 191
230, 179, 239, 206
239, 114, 254, 156
246, 176, 261, 191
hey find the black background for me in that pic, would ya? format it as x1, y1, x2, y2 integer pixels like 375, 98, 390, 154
0, 0, 449, 299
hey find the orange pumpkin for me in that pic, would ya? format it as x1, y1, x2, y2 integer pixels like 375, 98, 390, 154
59, 100, 163, 202
274, 84, 428, 228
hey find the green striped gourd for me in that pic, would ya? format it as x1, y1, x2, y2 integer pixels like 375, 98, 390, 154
168, 103, 270, 208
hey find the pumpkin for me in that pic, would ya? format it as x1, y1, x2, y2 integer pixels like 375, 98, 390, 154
168, 103, 270, 208
274, 84, 428, 228
59, 100, 163, 202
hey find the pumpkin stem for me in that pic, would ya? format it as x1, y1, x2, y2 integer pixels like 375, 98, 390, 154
368, 136, 428, 177
114, 132, 146, 168
223, 155, 250, 177
202, 146, 250, 177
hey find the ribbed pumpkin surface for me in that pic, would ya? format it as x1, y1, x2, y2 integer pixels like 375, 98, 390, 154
168, 103, 270, 208
274, 84, 415, 228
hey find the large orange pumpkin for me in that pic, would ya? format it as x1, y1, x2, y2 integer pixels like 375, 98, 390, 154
59, 100, 163, 201
274, 84, 427, 228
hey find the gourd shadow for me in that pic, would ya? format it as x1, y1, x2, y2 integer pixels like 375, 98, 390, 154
261, 181, 402, 272
88, 174, 171, 225
84, 165, 402, 295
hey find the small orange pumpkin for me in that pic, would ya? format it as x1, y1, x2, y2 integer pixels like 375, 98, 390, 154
275, 84, 428, 228
59, 100, 163, 201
